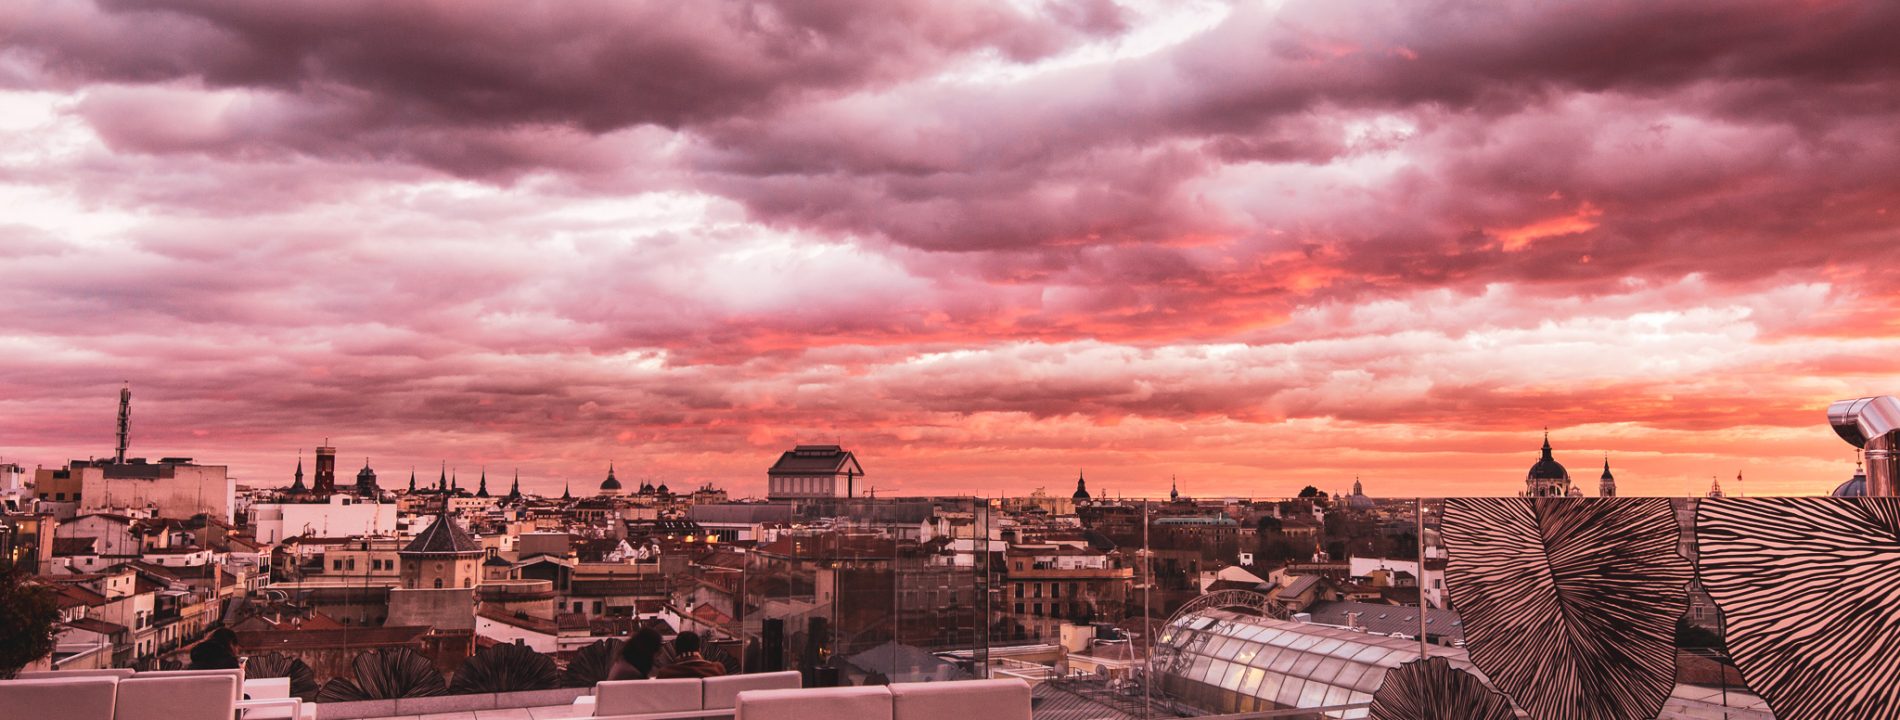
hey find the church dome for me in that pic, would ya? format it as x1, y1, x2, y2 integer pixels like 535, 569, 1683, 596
1834, 466, 1867, 497
600, 465, 623, 491
1529, 457, 1569, 480
1528, 435, 1569, 480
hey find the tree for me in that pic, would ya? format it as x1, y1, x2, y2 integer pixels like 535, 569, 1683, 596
1298, 486, 1326, 499
0, 558, 60, 678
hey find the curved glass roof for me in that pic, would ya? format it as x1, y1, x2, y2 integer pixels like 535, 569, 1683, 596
1154, 608, 1487, 718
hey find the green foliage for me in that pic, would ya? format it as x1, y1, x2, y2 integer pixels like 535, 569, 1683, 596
1297, 486, 1325, 499
0, 557, 60, 678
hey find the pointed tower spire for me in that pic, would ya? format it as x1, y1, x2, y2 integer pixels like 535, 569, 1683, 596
561, 480, 572, 501
289, 451, 307, 493
477, 467, 489, 498
1599, 454, 1617, 497
438, 462, 448, 492
408, 467, 417, 493
1169, 474, 1179, 502
1541, 429, 1553, 460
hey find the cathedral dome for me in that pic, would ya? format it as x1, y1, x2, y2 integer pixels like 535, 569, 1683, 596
1529, 457, 1569, 480
1528, 435, 1569, 480
600, 465, 623, 492
1834, 466, 1867, 497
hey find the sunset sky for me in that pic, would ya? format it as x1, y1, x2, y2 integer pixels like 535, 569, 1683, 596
2, 0, 1896, 498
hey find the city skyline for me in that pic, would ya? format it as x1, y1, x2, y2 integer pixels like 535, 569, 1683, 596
4, 1, 1897, 497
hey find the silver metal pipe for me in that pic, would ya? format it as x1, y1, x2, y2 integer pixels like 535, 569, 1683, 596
1828, 396, 1900, 496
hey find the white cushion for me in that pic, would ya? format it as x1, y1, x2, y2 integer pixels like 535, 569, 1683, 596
115, 675, 239, 720
243, 677, 291, 699
890, 680, 1032, 720
594, 678, 702, 716
735, 685, 892, 720
136, 669, 245, 703
0, 677, 119, 720
702, 672, 802, 710
16, 669, 136, 680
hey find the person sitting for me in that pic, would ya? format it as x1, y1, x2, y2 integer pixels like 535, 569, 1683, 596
188, 627, 242, 670
606, 628, 665, 681
654, 631, 726, 678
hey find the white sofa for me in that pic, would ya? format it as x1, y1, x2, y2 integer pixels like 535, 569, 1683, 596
731, 679, 1032, 720
733, 685, 892, 720
593, 671, 802, 718
0, 668, 312, 720
117, 674, 241, 720
0, 675, 121, 720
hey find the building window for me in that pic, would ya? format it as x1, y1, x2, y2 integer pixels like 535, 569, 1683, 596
1051, 584, 1061, 599
434, 578, 443, 589
1015, 603, 1024, 614
55, 492, 65, 501
1033, 603, 1042, 617
333, 560, 343, 571
1015, 584, 1024, 598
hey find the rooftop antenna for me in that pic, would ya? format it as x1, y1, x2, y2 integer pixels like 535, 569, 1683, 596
115, 382, 131, 464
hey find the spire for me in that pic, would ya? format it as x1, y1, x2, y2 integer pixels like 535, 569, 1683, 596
561, 481, 572, 501
1169, 475, 1179, 502
289, 451, 307, 493
507, 469, 521, 499
451, 469, 460, 492
408, 467, 417, 493
438, 462, 448, 492
1601, 455, 1614, 480
115, 382, 131, 464
1541, 429, 1553, 460
477, 467, 489, 498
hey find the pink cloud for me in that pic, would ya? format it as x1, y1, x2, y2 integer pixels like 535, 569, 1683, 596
0, 1, 1895, 497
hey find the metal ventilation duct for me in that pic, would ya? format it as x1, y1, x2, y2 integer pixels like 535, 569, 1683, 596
1827, 396, 1900, 496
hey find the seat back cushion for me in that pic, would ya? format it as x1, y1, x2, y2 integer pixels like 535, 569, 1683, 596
890, 679, 1032, 720
115, 675, 239, 720
702, 672, 802, 710
137, 669, 244, 702
16, 669, 137, 680
594, 678, 702, 716
0, 677, 119, 720
734, 685, 892, 720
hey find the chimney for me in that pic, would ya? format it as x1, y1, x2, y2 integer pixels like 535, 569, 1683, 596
1828, 396, 1900, 496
